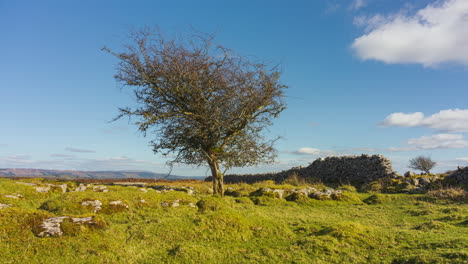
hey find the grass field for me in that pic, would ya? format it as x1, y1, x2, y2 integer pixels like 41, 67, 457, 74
0, 177, 467, 263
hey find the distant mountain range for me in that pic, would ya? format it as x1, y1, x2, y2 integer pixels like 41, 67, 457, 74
0, 168, 205, 180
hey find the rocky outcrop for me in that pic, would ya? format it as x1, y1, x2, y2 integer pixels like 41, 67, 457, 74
34, 184, 67, 193
109, 200, 129, 209
249, 187, 343, 201
81, 200, 102, 213
444, 167, 468, 187
74, 183, 87, 192
36, 216, 97, 237
299, 155, 396, 185
4, 194, 23, 199
0, 203, 11, 209
209, 154, 396, 186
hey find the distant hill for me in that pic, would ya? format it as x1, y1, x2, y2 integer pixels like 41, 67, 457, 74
0, 168, 204, 180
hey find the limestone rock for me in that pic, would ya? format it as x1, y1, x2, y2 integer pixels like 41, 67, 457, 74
210, 154, 395, 186
445, 166, 468, 186
93, 186, 108, 192
309, 189, 343, 200
56, 184, 67, 193
36, 216, 97, 238
81, 200, 102, 213
139, 188, 148, 193
404, 171, 415, 177
74, 183, 87, 192
5, 194, 20, 199
35, 186, 51, 193
0, 203, 11, 209
113, 182, 146, 187
37, 216, 68, 237
15, 182, 37, 186
109, 200, 129, 209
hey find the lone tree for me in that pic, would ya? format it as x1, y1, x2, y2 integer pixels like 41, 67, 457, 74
103, 29, 286, 196
408, 155, 436, 175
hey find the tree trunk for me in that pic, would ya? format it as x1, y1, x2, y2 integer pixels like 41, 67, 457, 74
208, 159, 224, 197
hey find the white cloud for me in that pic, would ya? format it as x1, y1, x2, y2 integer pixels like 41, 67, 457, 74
352, 0, 468, 66
389, 133, 468, 151
291, 147, 335, 156
381, 109, 468, 133
295, 147, 321, 155
381, 112, 425, 127
408, 133, 468, 149
456, 157, 468, 162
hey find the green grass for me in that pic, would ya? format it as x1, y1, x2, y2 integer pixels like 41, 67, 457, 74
0, 177, 467, 263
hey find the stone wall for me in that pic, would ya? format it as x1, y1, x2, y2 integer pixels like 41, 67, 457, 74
207, 154, 396, 186
444, 166, 468, 187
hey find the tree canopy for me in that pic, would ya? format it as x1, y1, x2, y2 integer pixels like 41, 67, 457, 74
409, 155, 436, 174
104, 29, 287, 195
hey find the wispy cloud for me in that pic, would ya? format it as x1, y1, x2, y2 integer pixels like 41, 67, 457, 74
350, 0, 367, 10
352, 0, 468, 66
65, 147, 96, 153
380, 109, 468, 133
388, 134, 468, 152
50, 153, 77, 158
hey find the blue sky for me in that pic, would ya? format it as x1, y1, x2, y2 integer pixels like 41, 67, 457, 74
1, 0, 468, 177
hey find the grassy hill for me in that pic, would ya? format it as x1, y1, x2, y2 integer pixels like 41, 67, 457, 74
0, 177, 467, 263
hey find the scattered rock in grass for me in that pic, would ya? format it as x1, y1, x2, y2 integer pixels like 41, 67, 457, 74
81, 200, 103, 213
37, 216, 68, 237
309, 188, 342, 200
35, 186, 51, 193
150, 185, 194, 195
109, 200, 129, 209
0, 203, 11, 209
36, 216, 100, 237
4, 194, 21, 199
15, 182, 37, 186
34, 184, 68, 193
188, 203, 196, 208
93, 185, 108, 192
74, 183, 87, 192
161, 200, 183, 207
113, 182, 146, 187
139, 200, 146, 203
56, 184, 67, 193
139, 188, 148, 193
251, 187, 286, 198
